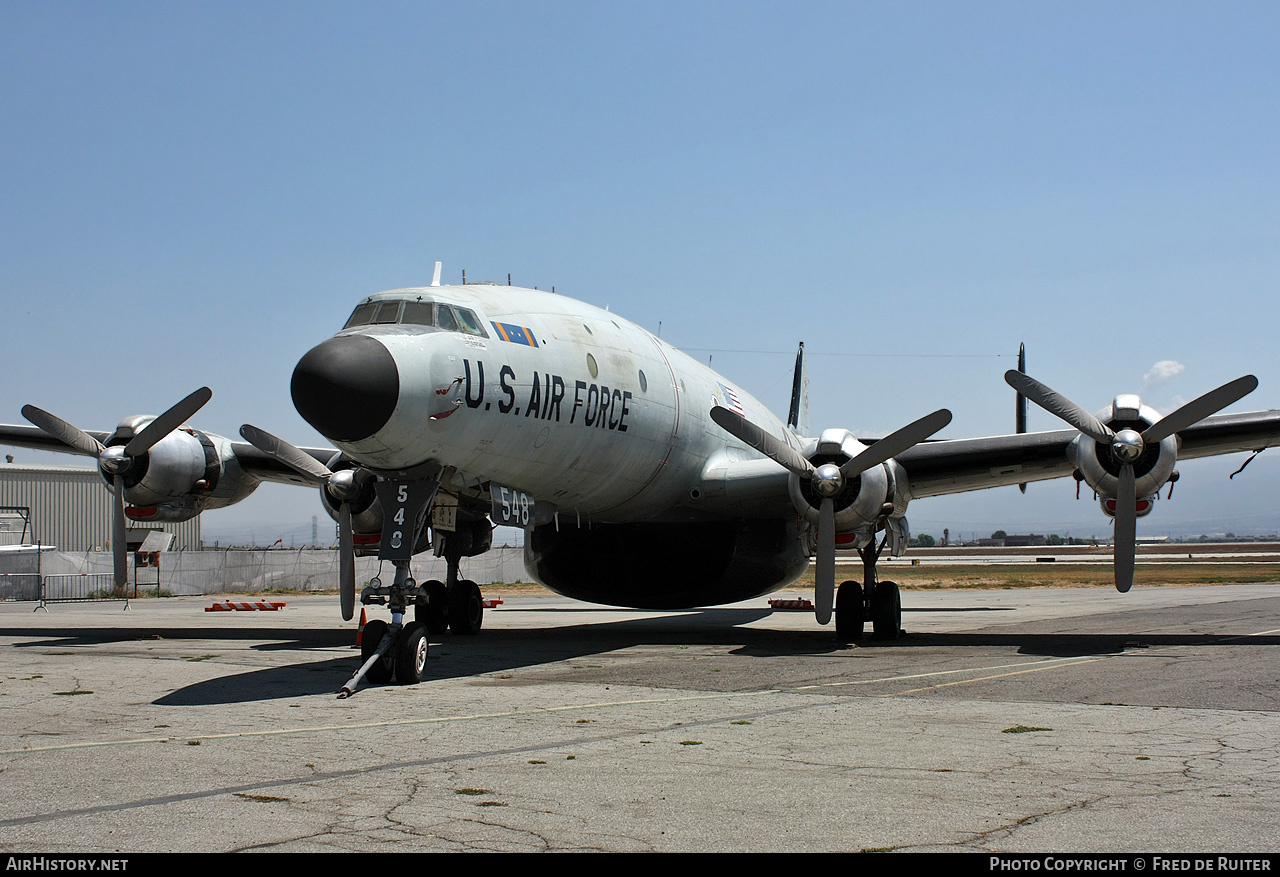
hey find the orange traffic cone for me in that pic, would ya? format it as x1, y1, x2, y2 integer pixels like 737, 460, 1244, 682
356, 607, 367, 648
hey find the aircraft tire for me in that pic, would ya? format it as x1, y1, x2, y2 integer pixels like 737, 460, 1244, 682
835, 580, 864, 641
448, 580, 484, 635
395, 622, 429, 685
416, 580, 449, 634
361, 619, 394, 684
871, 580, 901, 640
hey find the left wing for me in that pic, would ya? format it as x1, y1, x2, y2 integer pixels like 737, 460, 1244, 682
710, 366, 1280, 602
896, 409, 1280, 499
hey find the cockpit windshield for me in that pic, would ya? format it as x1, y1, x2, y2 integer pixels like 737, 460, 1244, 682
343, 298, 488, 338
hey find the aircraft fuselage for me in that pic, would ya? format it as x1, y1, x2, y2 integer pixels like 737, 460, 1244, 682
290, 283, 811, 606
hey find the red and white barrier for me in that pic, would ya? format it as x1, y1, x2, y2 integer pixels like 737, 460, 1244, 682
205, 601, 286, 612
767, 598, 814, 610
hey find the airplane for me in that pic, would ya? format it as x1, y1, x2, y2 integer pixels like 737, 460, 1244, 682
4, 261, 1280, 690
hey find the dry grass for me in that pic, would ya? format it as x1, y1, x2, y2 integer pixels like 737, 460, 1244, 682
233, 564, 1280, 598
789, 563, 1280, 590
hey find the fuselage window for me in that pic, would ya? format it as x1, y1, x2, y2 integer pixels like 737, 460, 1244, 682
454, 307, 488, 337
343, 302, 377, 328
401, 301, 435, 326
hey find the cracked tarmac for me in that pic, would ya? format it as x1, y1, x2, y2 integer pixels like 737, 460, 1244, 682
0, 584, 1278, 852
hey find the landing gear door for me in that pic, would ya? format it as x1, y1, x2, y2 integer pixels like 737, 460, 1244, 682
374, 480, 439, 561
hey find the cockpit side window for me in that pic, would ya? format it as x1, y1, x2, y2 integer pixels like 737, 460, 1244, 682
436, 304, 460, 331
400, 301, 435, 326
343, 302, 377, 328
454, 307, 488, 337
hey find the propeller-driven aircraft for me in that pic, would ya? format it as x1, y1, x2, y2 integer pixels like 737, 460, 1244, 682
5, 262, 1280, 688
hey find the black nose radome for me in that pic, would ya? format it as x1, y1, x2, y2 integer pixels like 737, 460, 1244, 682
291, 335, 399, 442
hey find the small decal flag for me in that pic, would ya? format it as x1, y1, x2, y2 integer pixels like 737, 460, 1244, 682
718, 383, 744, 415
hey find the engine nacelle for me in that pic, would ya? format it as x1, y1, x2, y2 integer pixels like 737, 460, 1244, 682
315, 453, 382, 538
105, 417, 260, 521
787, 428, 892, 543
1068, 395, 1177, 515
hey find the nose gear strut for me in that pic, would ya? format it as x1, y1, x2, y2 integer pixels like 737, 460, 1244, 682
339, 466, 446, 696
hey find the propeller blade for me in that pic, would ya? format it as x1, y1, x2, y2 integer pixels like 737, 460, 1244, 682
1113, 465, 1137, 593
1142, 375, 1258, 445
339, 502, 355, 621
815, 497, 835, 625
112, 475, 128, 590
840, 409, 952, 479
20, 405, 104, 458
239, 423, 333, 483
1004, 371, 1113, 443
710, 406, 814, 478
124, 387, 213, 457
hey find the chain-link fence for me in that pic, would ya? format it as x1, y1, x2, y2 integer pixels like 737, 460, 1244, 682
10, 547, 530, 597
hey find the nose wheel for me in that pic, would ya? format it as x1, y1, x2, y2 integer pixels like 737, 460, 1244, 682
359, 619, 395, 685
347, 615, 431, 694
395, 622, 429, 684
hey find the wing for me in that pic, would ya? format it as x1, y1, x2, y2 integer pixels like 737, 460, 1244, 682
0, 423, 335, 489
0, 424, 112, 455
895, 409, 1280, 499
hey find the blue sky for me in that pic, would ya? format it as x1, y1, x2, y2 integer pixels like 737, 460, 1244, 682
3, 1, 1279, 544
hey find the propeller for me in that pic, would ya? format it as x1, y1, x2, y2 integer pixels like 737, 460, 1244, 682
1005, 371, 1258, 591
711, 407, 952, 624
21, 387, 213, 591
239, 424, 363, 620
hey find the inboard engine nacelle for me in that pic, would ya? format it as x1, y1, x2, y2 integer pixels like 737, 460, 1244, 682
1068, 395, 1176, 518
786, 428, 899, 540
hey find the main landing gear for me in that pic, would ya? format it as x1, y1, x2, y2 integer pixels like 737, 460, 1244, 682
413, 553, 483, 636
339, 553, 488, 696
834, 534, 901, 643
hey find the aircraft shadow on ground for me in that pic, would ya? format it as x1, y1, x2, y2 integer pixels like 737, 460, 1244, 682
3, 626, 354, 650
26, 603, 1257, 706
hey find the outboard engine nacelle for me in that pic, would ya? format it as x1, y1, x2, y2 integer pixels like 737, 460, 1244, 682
103, 417, 259, 520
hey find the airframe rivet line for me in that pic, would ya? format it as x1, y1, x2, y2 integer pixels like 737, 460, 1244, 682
879, 657, 1107, 697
